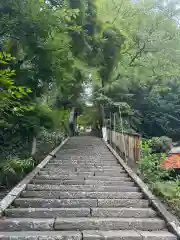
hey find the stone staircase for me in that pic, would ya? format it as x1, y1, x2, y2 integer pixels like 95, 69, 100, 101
0, 136, 177, 239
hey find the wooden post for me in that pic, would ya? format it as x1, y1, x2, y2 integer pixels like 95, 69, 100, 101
114, 113, 116, 151
110, 112, 112, 146
118, 106, 127, 164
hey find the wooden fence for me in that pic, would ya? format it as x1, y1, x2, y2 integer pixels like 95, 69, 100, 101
107, 129, 140, 168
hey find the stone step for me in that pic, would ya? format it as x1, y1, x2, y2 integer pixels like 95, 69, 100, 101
49, 161, 119, 166
35, 174, 128, 181
94, 159, 121, 166
5, 207, 156, 218
58, 153, 115, 156
78, 170, 125, 175
38, 173, 81, 179
97, 199, 149, 208
77, 172, 95, 176
54, 217, 165, 231
14, 198, 98, 208
39, 172, 130, 180
0, 218, 54, 231
40, 170, 77, 175
35, 175, 85, 181
91, 207, 156, 218
41, 168, 125, 175
21, 191, 143, 199
5, 208, 90, 218
46, 162, 119, 167
56, 158, 117, 162
43, 166, 124, 171
82, 230, 177, 240
31, 179, 85, 185
77, 167, 123, 171
45, 164, 77, 168
85, 175, 128, 181
53, 157, 116, 160
26, 184, 138, 192
31, 179, 133, 185
50, 163, 119, 167
83, 179, 132, 185
0, 231, 82, 240
49, 161, 95, 165
94, 172, 126, 177
41, 171, 96, 177
1, 136, 175, 238
41, 167, 125, 172
14, 198, 149, 208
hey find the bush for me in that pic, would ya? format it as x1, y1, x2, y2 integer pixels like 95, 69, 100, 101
150, 136, 172, 153
139, 139, 180, 219
152, 181, 180, 218
139, 139, 173, 183
0, 156, 34, 187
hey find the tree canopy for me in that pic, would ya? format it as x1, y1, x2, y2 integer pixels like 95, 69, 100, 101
1, 0, 180, 174
91, 0, 180, 139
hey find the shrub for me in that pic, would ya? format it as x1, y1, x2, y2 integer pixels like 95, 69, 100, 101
150, 136, 172, 153
0, 156, 34, 187
139, 139, 173, 183
152, 181, 180, 218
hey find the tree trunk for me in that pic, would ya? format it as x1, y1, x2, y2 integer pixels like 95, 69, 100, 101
31, 136, 37, 156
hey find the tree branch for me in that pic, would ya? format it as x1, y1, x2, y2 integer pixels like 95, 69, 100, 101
129, 42, 146, 66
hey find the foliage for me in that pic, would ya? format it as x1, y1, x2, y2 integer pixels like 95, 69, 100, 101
33, 128, 65, 164
140, 139, 180, 219
1, 0, 180, 189
152, 181, 180, 219
91, 0, 180, 139
0, 0, 89, 188
0, 53, 31, 124
77, 106, 98, 128
150, 136, 172, 154
139, 139, 173, 183
0, 157, 34, 187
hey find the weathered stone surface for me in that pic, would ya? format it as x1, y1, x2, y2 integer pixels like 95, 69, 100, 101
42, 168, 76, 174
91, 208, 156, 218
46, 163, 77, 167
49, 161, 95, 166
6, 208, 90, 218
0, 231, 82, 240
85, 175, 128, 181
45, 163, 77, 168
94, 162, 119, 166
21, 191, 142, 199
38, 172, 79, 178
77, 167, 124, 172
35, 175, 84, 181
95, 169, 125, 174
63, 179, 86, 185
26, 184, 94, 191
0, 218, 54, 231
82, 230, 141, 240
32, 179, 85, 185
14, 198, 97, 208
26, 184, 138, 192
94, 171, 126, 177
84, 179, 131, 186
78, 172, 95, 176
98, 199, 149, 208
0, 136, 178, 239
0, 194, 17, 216
138, 231, 177, 240
54, 217, 165, 231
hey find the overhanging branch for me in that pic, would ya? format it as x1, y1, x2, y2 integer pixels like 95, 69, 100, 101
129, 42, 146, 66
